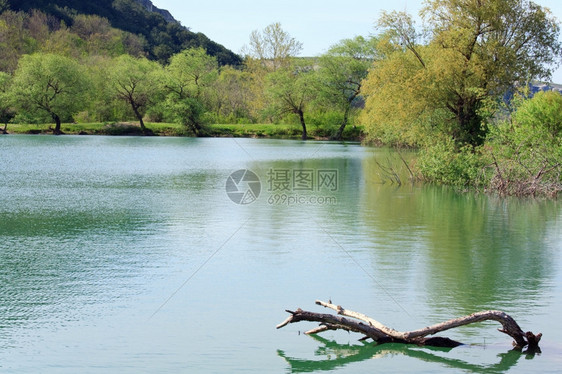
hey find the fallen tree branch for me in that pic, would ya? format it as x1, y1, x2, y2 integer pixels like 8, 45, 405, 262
315, 300, 405, 339
277, 300, 541, 350
276, 308, 390, 341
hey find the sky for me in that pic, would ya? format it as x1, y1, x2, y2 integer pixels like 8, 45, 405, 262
152, 0, 562, 83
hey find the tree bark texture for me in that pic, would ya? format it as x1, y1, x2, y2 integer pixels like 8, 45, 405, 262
297, 109, 307, 140
52, 113, 62, 135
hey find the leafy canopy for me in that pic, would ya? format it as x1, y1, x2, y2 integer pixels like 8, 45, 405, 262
318, 35, 381, 139
0, 71, 14, 125
483, 91, 562, 196
163, 48, 219, 135
9, 53, 90, 130
165, 47, 218, 99
362, 0, 562, 147
108, 54, 162, 131
265, 59, 317, 139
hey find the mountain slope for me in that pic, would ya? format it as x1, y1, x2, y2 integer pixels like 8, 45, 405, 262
5, 0, 241, 66
134, 0, 177, 23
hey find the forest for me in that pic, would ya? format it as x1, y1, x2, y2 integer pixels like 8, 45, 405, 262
1, 0, 562, 196
3, 0, 241, 65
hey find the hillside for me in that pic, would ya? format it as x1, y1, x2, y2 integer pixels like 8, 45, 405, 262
4, 0, 242, 66
133, 0, 177, 23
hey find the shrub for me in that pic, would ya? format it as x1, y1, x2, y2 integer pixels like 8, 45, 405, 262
484, 91, 562, 196
417, 137, 488, 187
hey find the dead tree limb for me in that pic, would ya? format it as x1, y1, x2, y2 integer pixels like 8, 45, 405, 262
277, 300, 542, 350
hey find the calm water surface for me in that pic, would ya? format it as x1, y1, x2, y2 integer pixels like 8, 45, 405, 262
0, 135, 561, 373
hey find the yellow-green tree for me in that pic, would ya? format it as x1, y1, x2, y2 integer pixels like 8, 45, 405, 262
362, 0, 562, 147
84, 55, 132, 122
361, 38, 449, 146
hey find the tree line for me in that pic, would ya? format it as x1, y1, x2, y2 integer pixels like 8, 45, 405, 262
0, 9, 374, 139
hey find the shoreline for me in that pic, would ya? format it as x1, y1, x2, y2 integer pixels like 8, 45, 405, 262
0, 122, 365, 142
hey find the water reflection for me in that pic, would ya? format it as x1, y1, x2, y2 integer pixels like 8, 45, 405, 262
359, 154, 561, 322
278, 335, 536, 374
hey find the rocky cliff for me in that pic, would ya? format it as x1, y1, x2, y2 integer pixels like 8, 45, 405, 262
134, 0, 177, 23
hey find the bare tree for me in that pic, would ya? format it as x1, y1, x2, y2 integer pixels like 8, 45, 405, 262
244, 22, 302, 71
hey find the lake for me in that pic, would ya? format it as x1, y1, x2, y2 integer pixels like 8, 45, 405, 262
0, 135, 561, 373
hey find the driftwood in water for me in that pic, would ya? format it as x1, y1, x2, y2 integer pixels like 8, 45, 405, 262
276, 300, 542, 350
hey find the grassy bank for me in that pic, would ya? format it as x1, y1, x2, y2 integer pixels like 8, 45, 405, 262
2, 122, 183, 136
2, 122, 364, 141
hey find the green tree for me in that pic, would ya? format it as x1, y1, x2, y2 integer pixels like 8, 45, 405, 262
108, 54, 162, 134
243, 23, 303, 122
0, 72, 14, 132
208, 66, 253, 123
265, 61, 317, 140
41, 26, 86, 59
165, 48, 218, 100
26, 10, 52, 45
0, 10, 35, 73
9, 53, 90, 134
163, 48, 218, 135
83, 55, 131, 122
318, 36, 381, 140
512, 90, 562, 140
363, 0, 562, 147
70, 14, 144, 57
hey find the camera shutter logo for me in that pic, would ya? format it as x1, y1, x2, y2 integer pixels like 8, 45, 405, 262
225, 169, 261, 205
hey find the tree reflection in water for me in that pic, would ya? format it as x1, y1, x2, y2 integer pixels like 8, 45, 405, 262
277, 335, 538, 373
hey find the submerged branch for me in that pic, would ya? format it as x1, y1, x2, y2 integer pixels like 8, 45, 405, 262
278, 300, 541, 350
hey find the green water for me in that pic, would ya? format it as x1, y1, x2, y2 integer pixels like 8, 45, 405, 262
0, 135, 561, 373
